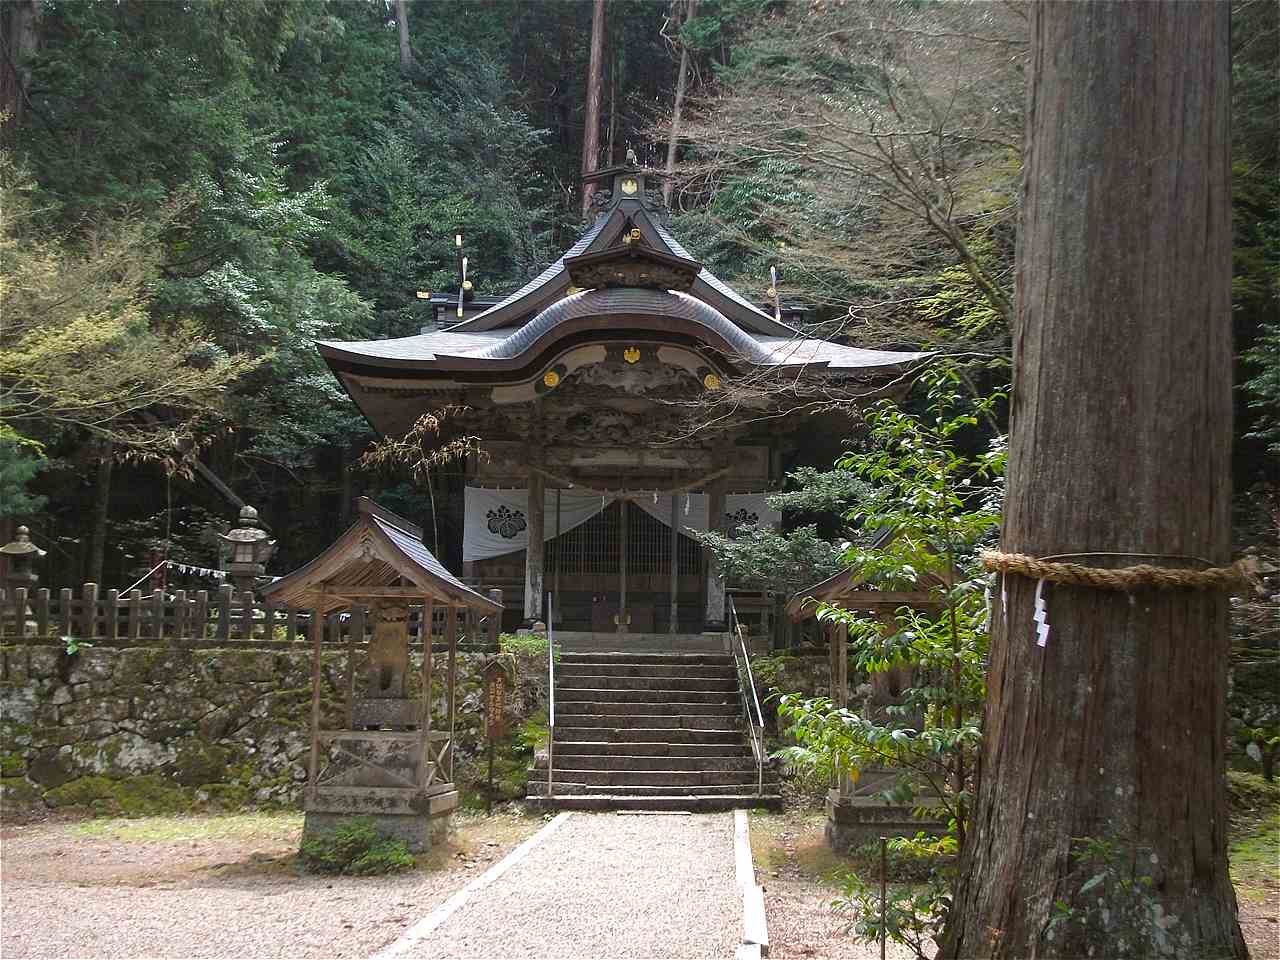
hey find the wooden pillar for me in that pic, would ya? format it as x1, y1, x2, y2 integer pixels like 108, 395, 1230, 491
307, 595, 325, 803
446, 605, 458, 781
704, 477, 727, 629
421, 601, 434, 786
524, 465, 545, 622
835, 620, 849, 709
553, 489, 562, 623
668, 493, 680, 634
345, 605, 357, 728
618, 498, 629, 631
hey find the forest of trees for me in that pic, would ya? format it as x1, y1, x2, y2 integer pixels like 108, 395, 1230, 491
0, 0, 1275, 597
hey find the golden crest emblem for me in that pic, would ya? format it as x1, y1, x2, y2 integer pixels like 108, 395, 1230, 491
703, 372, 722, 391
623, 347, 641, 364
543, 370, 561, 388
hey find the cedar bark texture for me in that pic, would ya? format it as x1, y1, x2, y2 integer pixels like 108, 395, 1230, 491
940, 3, 1245, 958
580, 0, 607, 219
394, 0, 414, 74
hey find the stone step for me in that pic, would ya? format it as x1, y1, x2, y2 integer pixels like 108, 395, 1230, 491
558, 653, 733, 666
537, 753, 758, 772
557, 662, 737, 679
556, 700, 739, 717
553, 740, 750, 758
555, 712, 740, 731
545, 768, 779, 788
553, 726, 745, 744
534, 781, 773, 797
554, 675, 738, 692
555, 687, 737, 705
527, 793, 784, 813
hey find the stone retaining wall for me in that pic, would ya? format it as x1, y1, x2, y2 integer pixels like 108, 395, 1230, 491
0, 643, 545, 818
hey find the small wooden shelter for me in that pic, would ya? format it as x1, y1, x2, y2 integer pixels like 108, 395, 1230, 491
787, 555, 948, 851
263, 498, 502, 851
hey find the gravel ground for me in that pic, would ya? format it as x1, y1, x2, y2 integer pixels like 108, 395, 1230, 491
397, 812, 741, 959
0, 811, 540, 960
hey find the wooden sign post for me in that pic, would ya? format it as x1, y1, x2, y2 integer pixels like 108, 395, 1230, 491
482, 658, 510, 806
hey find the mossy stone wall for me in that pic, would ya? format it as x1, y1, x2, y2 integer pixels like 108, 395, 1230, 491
0, 644, 543, 819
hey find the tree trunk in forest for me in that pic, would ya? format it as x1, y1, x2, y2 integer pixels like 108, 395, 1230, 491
579, 0, 606, 219
0, 0, 39, 132
86, 447, 114, 587
394, 0, 414, 75
663, 0, 697, 208
940, 3, 1244, 958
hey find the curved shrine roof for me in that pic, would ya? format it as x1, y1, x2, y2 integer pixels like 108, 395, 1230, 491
316, 168, 931, 436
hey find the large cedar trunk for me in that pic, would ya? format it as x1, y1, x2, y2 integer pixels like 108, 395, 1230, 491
579, 0, 606, 219
0, 0, 39, 133
941, 3, 1245, 957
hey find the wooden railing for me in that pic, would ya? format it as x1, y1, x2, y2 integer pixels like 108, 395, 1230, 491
0, 583, 499, 650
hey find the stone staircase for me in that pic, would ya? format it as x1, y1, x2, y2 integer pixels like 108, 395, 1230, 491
528, 652, 781, 811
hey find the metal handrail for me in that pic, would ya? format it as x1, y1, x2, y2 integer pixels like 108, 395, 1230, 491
729, 595, 766, 797
547, 591, 555, 800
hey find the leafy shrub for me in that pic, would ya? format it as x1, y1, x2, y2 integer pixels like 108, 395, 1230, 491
299, 818, 414, 875
498, 632, 560, 661
849, 834, 957, 883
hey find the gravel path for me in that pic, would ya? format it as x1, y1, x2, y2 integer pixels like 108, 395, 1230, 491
0, 813, 539, 960
392, 812, 741, 959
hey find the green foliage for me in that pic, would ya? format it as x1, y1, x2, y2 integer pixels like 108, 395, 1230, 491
772, 364, 1004, 956
766, 467, 873, 521
498, 632, 559, 662
1045, 837, 1187, 958
696, 523, 845, 597
516, 711, 550, 755
0, 157, 257, 460
0, 438, 47, 518
834, 868, 952, 960
298, 817, 414, 875
62, 636, 93, 657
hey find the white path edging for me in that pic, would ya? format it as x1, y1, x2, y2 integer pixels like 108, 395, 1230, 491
734, 808, 770, 958
371, 811, 575, 960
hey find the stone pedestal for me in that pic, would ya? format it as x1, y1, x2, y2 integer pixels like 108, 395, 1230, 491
304, 787, 457, 853
825, 789, 938, 852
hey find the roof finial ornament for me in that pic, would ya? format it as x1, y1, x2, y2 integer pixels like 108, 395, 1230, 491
454, 234, 475, 320
767, 264, 782, 322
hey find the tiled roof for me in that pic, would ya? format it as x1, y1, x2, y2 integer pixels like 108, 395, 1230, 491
474, 289, 775, 363
370, 514, 493, 607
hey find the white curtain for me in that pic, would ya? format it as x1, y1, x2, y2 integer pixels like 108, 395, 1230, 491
464, 487, 780, 561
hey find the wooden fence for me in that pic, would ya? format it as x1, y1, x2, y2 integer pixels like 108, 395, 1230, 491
0, 583, 500, 651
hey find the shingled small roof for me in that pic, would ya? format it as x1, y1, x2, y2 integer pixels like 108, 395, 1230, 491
262, 498, 500, 615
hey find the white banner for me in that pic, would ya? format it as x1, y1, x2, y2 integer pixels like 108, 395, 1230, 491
464, 488, 780, 561
464, 488, 617, 561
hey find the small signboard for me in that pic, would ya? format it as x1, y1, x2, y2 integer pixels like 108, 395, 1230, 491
483, 659, 508, 740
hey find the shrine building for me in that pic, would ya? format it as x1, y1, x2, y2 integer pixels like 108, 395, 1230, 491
318, 166, 927, 645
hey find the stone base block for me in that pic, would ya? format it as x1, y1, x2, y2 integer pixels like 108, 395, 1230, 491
824, 789, 946, 853
303, 790, 457, 854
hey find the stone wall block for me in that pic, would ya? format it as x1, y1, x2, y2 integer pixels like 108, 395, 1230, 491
0, 684, 38, 726
2, 647, 31, 684
67, 651, 116, 684
27, 648, 59, 679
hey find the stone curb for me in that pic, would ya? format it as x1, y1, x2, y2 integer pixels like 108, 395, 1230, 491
734, 807, 770, 957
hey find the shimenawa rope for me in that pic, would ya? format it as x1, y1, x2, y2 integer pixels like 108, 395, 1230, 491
980, 549, 1264, 594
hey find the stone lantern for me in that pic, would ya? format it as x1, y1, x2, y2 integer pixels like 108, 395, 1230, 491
218, 505, 275, 595
1, 525, 46, 591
